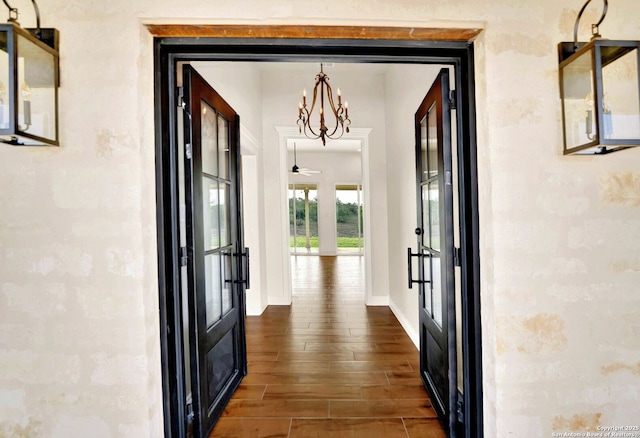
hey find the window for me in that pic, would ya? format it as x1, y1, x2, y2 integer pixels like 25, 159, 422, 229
335, 184, 363, 254
289, 183, 319, 254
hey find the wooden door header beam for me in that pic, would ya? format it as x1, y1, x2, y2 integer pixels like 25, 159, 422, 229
145, 24, 482, 42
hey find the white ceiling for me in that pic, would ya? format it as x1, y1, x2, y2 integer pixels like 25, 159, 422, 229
287, 137, 361, 153
196, 61, 384, 152
213, 61, 392, 76
194, 60, 442, 153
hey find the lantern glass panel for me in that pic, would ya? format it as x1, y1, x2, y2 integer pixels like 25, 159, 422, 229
17, 33, 56, 142
0, 31, 9, 130
562, 48, 595, 150
601, 47, 640, 140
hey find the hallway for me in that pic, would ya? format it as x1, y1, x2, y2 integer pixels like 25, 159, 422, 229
211, 256, 445, 437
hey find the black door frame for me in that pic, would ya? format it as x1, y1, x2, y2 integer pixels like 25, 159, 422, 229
154, 32, 482, 438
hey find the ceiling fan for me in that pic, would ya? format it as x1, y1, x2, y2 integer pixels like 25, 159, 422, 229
290, 142, 321, 176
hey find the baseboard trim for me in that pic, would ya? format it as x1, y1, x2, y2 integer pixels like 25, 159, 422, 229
246, 303, 267, 316
389, 298, 419, 349
267, 296, 293, 306
365, 295, 389, 306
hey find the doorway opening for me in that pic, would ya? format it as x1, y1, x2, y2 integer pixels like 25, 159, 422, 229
284, 118, 367, 306
335, 184, 364, 255
153, 25, 482, 438
289, 182, 319, 254
278, 123, 373, 304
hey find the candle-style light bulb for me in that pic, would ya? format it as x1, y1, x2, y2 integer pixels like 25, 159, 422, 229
602, 92, 612, 139
21, 82, 31, 100
585, 92, 594, 109
585, 92, 594, 139
337, 88, 342, 105
21, 82, 31, 127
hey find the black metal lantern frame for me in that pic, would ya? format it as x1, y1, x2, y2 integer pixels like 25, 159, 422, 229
559, 0, 640, 155
0, 1, 59, 146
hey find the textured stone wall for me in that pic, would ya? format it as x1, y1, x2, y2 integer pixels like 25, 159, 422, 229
0, 0, 638, 437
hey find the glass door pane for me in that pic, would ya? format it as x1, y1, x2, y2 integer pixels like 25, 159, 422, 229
201, 100, 218, 176
205, 253, 222, 327
204, 179, 220, 250
219, 182, 231, 248
427, 102, 439, 178
429, 182, 440, 252
289, 183, 318, 254
217, 114, 229, 179
420, 115, 428, 182
336, 184, 363, 254
221, 251, 233, 315
422, 249, 432, 315
431, 255, 443, 328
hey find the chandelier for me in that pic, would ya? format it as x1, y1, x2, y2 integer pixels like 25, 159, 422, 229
297, 64, 351, 146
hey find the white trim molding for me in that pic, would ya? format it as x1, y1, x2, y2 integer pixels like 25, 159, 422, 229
389, 298, 419, 349
275, 126, 374, 305
365, 295, 389, 306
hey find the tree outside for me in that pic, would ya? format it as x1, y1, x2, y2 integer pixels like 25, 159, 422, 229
288, 185, 364, 251
289, 186, 319, 250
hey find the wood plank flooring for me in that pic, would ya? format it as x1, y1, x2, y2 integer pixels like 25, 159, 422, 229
211, 255, 445, 438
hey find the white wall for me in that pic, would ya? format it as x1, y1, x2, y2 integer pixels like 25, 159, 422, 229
289, 150, 362, 255
191, 62, 267, 314
241, 154, 265, 314
383, 64, 446, 345
261, 67, 390, 304
191, 62, 263, 139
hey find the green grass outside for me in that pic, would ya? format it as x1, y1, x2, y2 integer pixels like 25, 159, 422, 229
289, 236, 362, 248
290, 236, 319, 247
336, 237, 363, 248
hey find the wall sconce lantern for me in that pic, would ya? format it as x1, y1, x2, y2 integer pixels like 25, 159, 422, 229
0, 0, 58, 146
559, 0, 640, 155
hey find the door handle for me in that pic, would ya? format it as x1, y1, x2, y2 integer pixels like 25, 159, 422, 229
407, 248, 424, 289
234, 247, 250, 289
407, 248, 428, 289
222, 251, 233, 285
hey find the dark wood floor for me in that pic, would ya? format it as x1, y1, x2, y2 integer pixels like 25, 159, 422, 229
211, 255, 445, 437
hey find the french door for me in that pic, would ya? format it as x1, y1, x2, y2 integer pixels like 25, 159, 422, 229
182, 65, 248, 437
157, 33, 482, 438
409, 68, 457, 435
